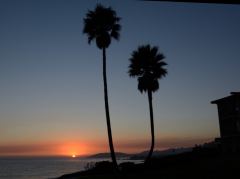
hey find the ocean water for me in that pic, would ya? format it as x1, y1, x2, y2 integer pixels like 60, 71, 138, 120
0, 157, 142, 179
0, 157, 106, 179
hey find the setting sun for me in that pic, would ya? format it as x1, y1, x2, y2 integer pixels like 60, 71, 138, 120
57, 142, 89, 156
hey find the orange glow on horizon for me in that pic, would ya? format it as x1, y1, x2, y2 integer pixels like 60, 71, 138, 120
0, 137, 214, 156
0, 140, 108, 156
57, 142, 88, 156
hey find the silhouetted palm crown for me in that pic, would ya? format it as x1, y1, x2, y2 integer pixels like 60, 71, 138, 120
83, 4, 121, 49
129, 45, 167, 93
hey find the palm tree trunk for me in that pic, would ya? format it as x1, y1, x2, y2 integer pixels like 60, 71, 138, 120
145, 90, 155, 164
102, 48, 118, 171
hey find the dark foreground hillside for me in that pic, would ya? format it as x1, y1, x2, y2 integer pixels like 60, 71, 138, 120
57, 149, 240, 179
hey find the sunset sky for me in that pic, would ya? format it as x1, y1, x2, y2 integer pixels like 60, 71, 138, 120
0, 0, 240, 156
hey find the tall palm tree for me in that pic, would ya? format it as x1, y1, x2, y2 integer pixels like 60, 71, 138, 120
83, 4, 121, 170
128, 44, 167, 164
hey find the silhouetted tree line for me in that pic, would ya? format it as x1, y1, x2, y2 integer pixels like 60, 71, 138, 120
83, 4, 168, 171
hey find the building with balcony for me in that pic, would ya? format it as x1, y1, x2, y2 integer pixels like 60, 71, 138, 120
211, 92, 240, 152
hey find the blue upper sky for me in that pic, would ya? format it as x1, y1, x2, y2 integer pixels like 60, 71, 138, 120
0, 0, 240, 155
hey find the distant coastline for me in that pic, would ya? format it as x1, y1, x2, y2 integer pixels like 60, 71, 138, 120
85, 147, 192, 160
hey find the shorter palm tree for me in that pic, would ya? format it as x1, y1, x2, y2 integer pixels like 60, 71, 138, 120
128, 44, 167, 164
